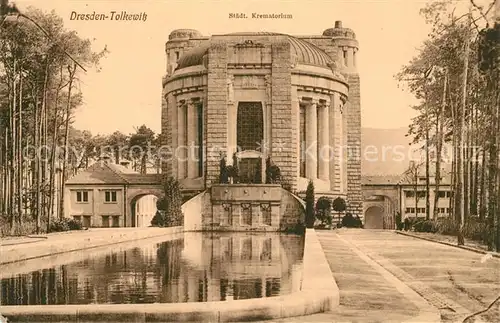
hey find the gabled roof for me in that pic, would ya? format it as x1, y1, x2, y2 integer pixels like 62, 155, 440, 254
66, 162, 162, 185
66, 162, 128, 185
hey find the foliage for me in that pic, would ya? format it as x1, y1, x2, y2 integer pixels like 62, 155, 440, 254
49, 217, 82, 232
226, 165, 238, 181
268, 165, 281, 184
219, 157, 228, 183
305, 180, 315, 228
411, 216, 492, 245
397, 0, 500, 250
413, 219, 436, 233
341, 213, 363, 228
128, 125, 158, 174
151, 177, 183, 227
332, 197, 347, 213
265, 157, 271, 184
254, 159, 262, 184
0, 6, 107, 234
315, 196, 332, 226
395, 212, 404, 230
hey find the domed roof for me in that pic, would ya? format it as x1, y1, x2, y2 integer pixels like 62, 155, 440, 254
175, 32, 333, 70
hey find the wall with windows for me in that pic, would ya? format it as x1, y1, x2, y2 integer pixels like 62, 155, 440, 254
401, 186, 452, 218
66, 185, 124, 227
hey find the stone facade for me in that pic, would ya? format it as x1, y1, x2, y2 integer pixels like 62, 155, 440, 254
162, 22, 362, 216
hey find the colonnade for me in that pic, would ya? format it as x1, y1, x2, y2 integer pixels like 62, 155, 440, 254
299, 92, 345, 189
303, 100, 330, 182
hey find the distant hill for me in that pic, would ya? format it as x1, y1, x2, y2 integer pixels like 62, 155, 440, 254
360, 127, 452, 176
361, 127, 412, 176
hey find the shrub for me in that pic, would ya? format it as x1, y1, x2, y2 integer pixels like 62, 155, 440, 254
226, 165, 239, 183
151, 210, 166, 227
413, 219, 436, 233
315, 196, 332, 226
305, 180, 315, 228
342, 213, 362, 228
434, 217, 458, 235
265, 157, 272, 184
219, 157, 228, 183
49, 218, 82, 233
332, 197, 346, 224
151, 177, 184, 227
268, 165, 281, 184
463, 217, 489, 242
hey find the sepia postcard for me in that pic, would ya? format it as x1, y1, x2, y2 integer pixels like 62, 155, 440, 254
0, 0, 499, 322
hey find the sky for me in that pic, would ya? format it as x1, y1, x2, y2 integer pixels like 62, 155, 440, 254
13, 0, 445, 136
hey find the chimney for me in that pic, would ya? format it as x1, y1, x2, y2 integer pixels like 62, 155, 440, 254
335, 21, 343, 29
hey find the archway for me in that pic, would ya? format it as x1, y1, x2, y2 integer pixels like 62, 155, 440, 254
131, 194, 159, 227
364, 206, 384, 229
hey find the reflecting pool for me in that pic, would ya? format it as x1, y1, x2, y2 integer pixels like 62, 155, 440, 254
0, 232, 304, 305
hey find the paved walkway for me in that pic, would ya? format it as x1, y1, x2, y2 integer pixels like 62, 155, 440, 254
256, 229, 439, 322
339, 229, 500, 323
259, 229, 500, 323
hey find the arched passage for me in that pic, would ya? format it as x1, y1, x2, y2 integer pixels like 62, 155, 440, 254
364, 206, 384, 229
130, 194, 159, 227
127, 187, 164, 227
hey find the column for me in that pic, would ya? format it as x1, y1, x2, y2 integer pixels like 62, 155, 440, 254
177, 100, 187, 179
187, 100, 199, 178
305, 101, 318, 180
318, 103, 330, 182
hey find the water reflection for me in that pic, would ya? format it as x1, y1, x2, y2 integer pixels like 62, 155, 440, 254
0, 232, 304, 305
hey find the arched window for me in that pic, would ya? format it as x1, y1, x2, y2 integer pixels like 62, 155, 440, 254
237, 102, 263, 151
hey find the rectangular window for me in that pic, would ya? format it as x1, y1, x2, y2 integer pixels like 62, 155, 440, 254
446, 191, 451, 198
417, 191, 426, 198
405, 191, 415, 198
83, 216, 91, 227
438, 191, 446, 198
105, 191, 117, 203
102, 216, 110, 228
73, 216, 81, 222
343, 50, 348, 66
416, 207, 426, 214
76, 191, 89, 203
175, 51, 180, 61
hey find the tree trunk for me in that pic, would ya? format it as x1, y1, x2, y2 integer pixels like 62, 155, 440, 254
59, 63, 77, 220
458, 12, 471, 246
9, 61, 17, 235
433, 70, 447, 219
17, 69, 23, 227
425, 111, 431, 220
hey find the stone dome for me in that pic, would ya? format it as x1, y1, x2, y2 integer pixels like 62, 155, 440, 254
175, 32, 333, 70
